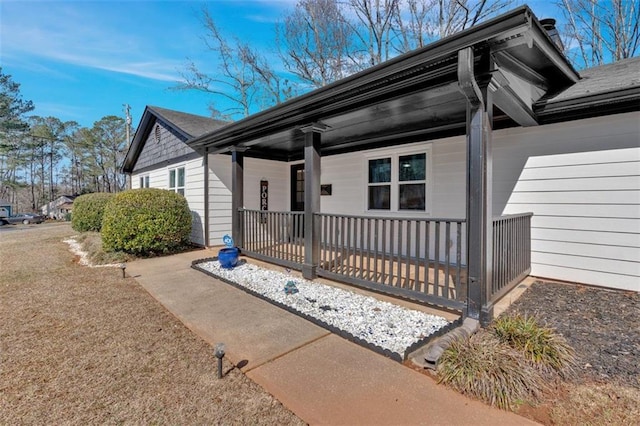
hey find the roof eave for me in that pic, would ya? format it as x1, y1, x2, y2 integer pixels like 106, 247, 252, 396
535, 86, 640, 123
187, 6, 579, 152
122, 106, 154, 174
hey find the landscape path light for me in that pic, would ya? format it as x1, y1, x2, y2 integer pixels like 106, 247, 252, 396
214, 343, 225, 379
119, 263, 126, 279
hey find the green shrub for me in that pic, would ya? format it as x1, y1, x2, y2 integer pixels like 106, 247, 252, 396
101, 188, 192, 255
71, 192, 115, 232
437, 331, 545, 411
491, 313, 576, 377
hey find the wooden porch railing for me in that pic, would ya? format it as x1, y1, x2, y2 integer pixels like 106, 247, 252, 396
239, 209, 304, 269
490, 212, 533, 303
238, 208, 532, 314
315, 213, 467, 310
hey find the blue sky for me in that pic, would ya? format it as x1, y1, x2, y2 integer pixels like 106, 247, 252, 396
1, 0, 558, 129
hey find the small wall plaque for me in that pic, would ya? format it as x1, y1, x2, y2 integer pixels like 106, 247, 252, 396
321, 184, 332, 196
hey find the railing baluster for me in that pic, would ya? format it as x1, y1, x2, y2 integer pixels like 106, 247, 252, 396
456, 221, 462, 300
346, 216, 353, 277
445, 221, 451, 298
424, 221, 430, 295
359, 217, 364, 279
434, 221, 441, 296
374, 219, 380, 283
415, 221, 421, 292
405, 220, 411, 289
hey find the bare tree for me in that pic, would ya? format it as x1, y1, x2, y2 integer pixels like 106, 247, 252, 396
177, 8, 285, 118
429, 0, 513, 39
556, 0, 639, 68
349, 0, 400, 66
392, 0, 436, 52
279, 0, 359, 88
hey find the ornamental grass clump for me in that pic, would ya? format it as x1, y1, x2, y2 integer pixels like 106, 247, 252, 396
492, 313, 576, 378
101, 188, 192, 255
437, 331, 545, 411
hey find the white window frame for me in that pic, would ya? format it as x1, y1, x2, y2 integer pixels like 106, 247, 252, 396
363, 144, 432, 214
139, 175, 150, 188
169, 166, 185, 196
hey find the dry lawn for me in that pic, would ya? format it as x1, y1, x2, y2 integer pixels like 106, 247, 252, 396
549, 383, 640, 426
0, 223, 305, 425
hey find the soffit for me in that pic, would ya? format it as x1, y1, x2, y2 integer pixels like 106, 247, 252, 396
188, 6, 578, 162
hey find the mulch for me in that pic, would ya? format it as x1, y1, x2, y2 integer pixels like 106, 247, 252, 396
504, 280, 639, 389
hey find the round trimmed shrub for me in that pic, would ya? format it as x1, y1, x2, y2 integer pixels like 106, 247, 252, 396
71, 192, 115, 232
101, 188, 192, 255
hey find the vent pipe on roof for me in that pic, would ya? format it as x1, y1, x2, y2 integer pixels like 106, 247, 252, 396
540, 18, 565, 53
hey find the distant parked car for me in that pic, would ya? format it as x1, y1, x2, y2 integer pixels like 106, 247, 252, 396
2, 213, 45, 225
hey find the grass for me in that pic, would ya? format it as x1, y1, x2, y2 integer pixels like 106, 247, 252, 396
492, 313, 576, 378
0, 223, 304, 424
437, 331, 545, 411
74, 231, 133, 265
550, 383, 640, 426
437, 312, 578, 412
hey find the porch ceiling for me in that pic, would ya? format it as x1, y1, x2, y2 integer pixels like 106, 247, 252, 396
188, 6, 579, 162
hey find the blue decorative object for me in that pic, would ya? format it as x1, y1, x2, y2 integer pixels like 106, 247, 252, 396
284, 280, 299, 295
218, 247, 239, 269
222, 234, 234, 248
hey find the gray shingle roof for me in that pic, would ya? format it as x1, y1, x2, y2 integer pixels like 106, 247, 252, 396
147, 106, 228, 138
547, 56, 640, 103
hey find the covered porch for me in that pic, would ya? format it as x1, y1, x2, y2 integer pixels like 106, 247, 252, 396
189, 7, 578, 324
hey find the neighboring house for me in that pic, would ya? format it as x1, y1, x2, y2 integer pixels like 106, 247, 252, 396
123, 6, 639, 321
0, 199, 12, 219
41, 195, 77, 219
122, 106, 228, 246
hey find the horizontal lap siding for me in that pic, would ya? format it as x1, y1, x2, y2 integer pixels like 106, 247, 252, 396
496, 112, 640, 291
208, 155, 232, 244
207, 155, 287, 245
318, 138, 466, 219
185, 158, 206, 246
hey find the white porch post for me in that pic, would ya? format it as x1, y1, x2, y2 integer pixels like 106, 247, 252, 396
231, 147, 246, 248
458, 48, 494, 324
300, 123, 326, 279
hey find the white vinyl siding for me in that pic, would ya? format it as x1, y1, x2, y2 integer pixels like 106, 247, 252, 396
207, 154, 287, 245
496, 112, 640, 291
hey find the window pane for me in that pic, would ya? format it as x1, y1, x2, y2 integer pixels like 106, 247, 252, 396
399, 183, 425, 210
399, 153, 426, 181
144, 176, 149, 187
368, 185, 390, 210
177, 188, 185, 196
177, 167, 185, 187
368, 158, 391, 183
169, 170, 176, 188
139, 177, 144, 188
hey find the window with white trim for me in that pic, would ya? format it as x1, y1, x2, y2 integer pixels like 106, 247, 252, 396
169, 167, 185, 196
366, 147, 430, 212
139, 175, 150, 188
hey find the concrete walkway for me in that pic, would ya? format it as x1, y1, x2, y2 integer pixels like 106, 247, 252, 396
127, 248, 539, 426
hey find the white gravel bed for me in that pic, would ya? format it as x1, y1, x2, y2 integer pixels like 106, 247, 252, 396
197, 260, 451, 358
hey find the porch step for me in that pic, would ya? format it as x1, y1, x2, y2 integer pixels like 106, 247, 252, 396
408, 317, 479, 369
